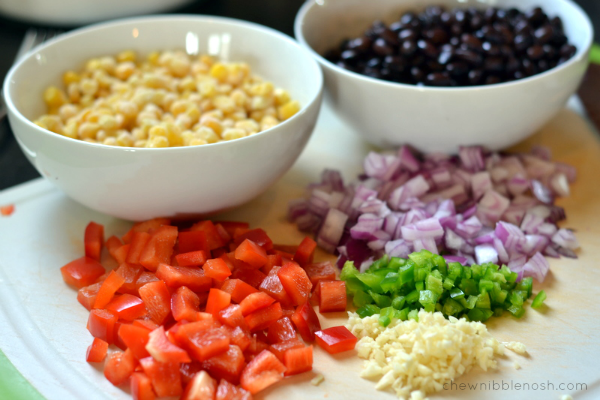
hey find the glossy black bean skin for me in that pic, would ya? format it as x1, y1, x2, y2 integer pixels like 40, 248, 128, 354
326, 5, 576, 87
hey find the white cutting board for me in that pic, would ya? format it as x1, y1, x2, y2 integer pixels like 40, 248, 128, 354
0, 99, 599, 400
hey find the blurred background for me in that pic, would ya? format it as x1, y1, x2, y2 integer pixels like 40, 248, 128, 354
0, 0, 598, 190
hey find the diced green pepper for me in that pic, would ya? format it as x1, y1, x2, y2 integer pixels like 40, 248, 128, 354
459, 279, 479, 296
356, 304, 380, 318
387, 257, 405, 271
426, 274, 444, 296
479, 279, 494, 293
345, 278, 367, 295
380, 272, 400, 293
443, 298, 464, 316
419, 290, 437, 306
449, 287, 465, 300
531, 290, 546, 309
408, 309, 419, 321
443, 277, 455, 290
509, 291, 524, 307
368, 255, 389, 271
448, 262, 464, 279
398, 263, 415, 285
392, 295, 406, 310
468, 308, 494, 322
356, 274, 385, 293
465, 295, 478, 309
507, 304, 525, 318
516, 277, 533, 298
476, 291, 491, 309
369, 290, 392, 308
405, 289, 420, 304
398, 307, 409, 321
340, 261, 360, 281
352, 290, 373, 308
415, 281, 425, 292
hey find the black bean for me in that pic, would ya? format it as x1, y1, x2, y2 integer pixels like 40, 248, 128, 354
449, 37, 461, 46
500, 45, 514, 58
380, 28, 400, 45
418, 39, 439, 58
446, 61, 469, 76
484, 56, 505, 73
383, 55, 406, 72
514, 34, 533, 52
461, 34, 483, 51
470, 15, 484, 31
482, 42, 500, 56
373, 38, 394, 56
527, 45, 544, 60
525, 7, 546, 27
484, 8, 497, 23
399, 29, 418, 41
389, 21, 404, 32
400, 12, 420, 29
438, 51, 453, 65
454, 9, 467, 25
401, 40, 417, 56
347, 37, 372, 52
550, 16, 563, 32
560, 44, 577, 58
537, 59, 550, 72
426, 72, 453, 86
551, 34, 568, 47
542, 44, 557, 60
534, 25, 554, 44
440, 12, 453, 26
512, 70, 526, 80
522, 58, 536, 76
468, 69, 484, 84
424, 28, 449, 45
366, 57, 382, 68
514, 19, 532, 35
412, 54, 426, 66
410, 66, 425, 82
506, 57, 520, 73
455, 48, 483, 65
340, 50, 360, 62
485, 75, 502, 85
427, 60, 445, 72
363, 67, 382, 79
482, 26, 505, 44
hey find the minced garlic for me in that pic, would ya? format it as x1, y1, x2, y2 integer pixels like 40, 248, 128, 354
504, 341, 528, 355
347, 310, 507, 400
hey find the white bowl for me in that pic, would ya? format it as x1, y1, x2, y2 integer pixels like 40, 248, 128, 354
0, 0, 195, 26
3, 15, 323, 221
295, 0, 593, 152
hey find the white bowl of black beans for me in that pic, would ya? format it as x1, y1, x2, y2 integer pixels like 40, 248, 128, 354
294, 0, 593, 152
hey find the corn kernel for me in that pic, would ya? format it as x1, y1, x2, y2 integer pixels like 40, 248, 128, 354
63, 71, 80, 85
261, 115, 279, 131
147, 135, 169, 148
117, 100, 138, 119
222, 128, 247, 141
170, 100, 190, 116
99, 114, 118, 131
104, 137, 118, 146
96, 130, 107, 142
169, 56, 190, 77
199, 55, 214, 67
43, 86, 67, 108
235, 119, 259, 134
189, 138, 208, 146
134, 139, 147, 147
148, 125, 168, 138
116, 131, 134, 147
132, 128, 147, 141
250, 96, 271, 111
274, 88, 291, 106
99, 57, 116, 74
195, 126, 219, 143
213, 95, 236, 113
277, 100, 300, 121
80, 79, 98, 96
147, 51, 160, 65
36, 115, 63, 133
85, 58, 101, 71
200, 116, 223, 135
78, 122, 100, 139
210, 63, 228, 82
58, 104, 79, 122
62, 120, 79, 139
222, 118, 235, 129
117, 50, 136, 63
115, 62, 136, 80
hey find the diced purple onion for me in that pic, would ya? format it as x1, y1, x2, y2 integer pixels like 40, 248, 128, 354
552, 229, 579, 250
475, 244, 499, 264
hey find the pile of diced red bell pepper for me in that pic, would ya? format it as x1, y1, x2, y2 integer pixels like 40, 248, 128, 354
60, 218, 358, 400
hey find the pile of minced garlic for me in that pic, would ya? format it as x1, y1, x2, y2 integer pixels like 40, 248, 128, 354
347, 310, 523, 400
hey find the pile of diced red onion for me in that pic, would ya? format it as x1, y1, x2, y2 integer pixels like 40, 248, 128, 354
288, 145, 580, 282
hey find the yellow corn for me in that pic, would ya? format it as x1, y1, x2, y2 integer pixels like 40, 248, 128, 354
277, 100, 300, 121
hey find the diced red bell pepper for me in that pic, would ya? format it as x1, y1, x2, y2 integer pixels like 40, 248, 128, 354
106, 235, 123, 260
178, 325, 231, 362
87, 308, 117, 343
215, 223, 232, 244
283, 345, 313, 376
155, 264, 212, 293
138, 280, 171, 325
314, 326, 357, 354
277, 262, 312, 306
130, 372, 156, 400
178, 230, 210, 254
244, 334, 270, 362
268, 249, 294, 263
115, 263, 144, 295
281, 306, 295, 320
204, 258, 233, 281
86, 337, 109, 363
240, 350, 286, 394
175, 250, 209, 267
216, 379, 253, 400
122, 218, 171, 244
182, 370, 216, 400
113, 321, 128, 351
135, 272, 160, 292
77, 282, 102, 310
266, 317, 297, 344
219, 253, 235, 272
272, 244, 298, 254
259, 267, 293, 307
304, 261, 337, 288
171, 286, 200, 322
189, 220, 227, 250
60, 256, 105, 289
104, 348, 137, 386
118, 323, 151, 360
202, 344, 246, 384
127, 232, 151, 265
234, 229, 273, 251
221, 279, 258, 304
94, 270, 126, 309
146, 326, 191, 363
235, 239, 268, 269
217, 304, 247, 329
231, 268, 266, 289
139, 357, 182, 398
261, 254, 282, 275
293, 237, 316, 266
239, 292, 275, 317
106, 294, 147, 321
244, 302, 283, 332
84, 221, 104, 261
268, 339, 305, 363
318, 280, 347, 313
133, 319, 159, 332
113, 244, 130, 265
222, 326, 252, 353
206, 288, 232, 317
291, 303, 321, 342
139, 226, 178, 272
180, 362, 203, 386
215, 221, 250, 238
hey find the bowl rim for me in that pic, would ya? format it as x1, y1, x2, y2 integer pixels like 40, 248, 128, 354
3, 14, 324, 153
293, 0, 593, 92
